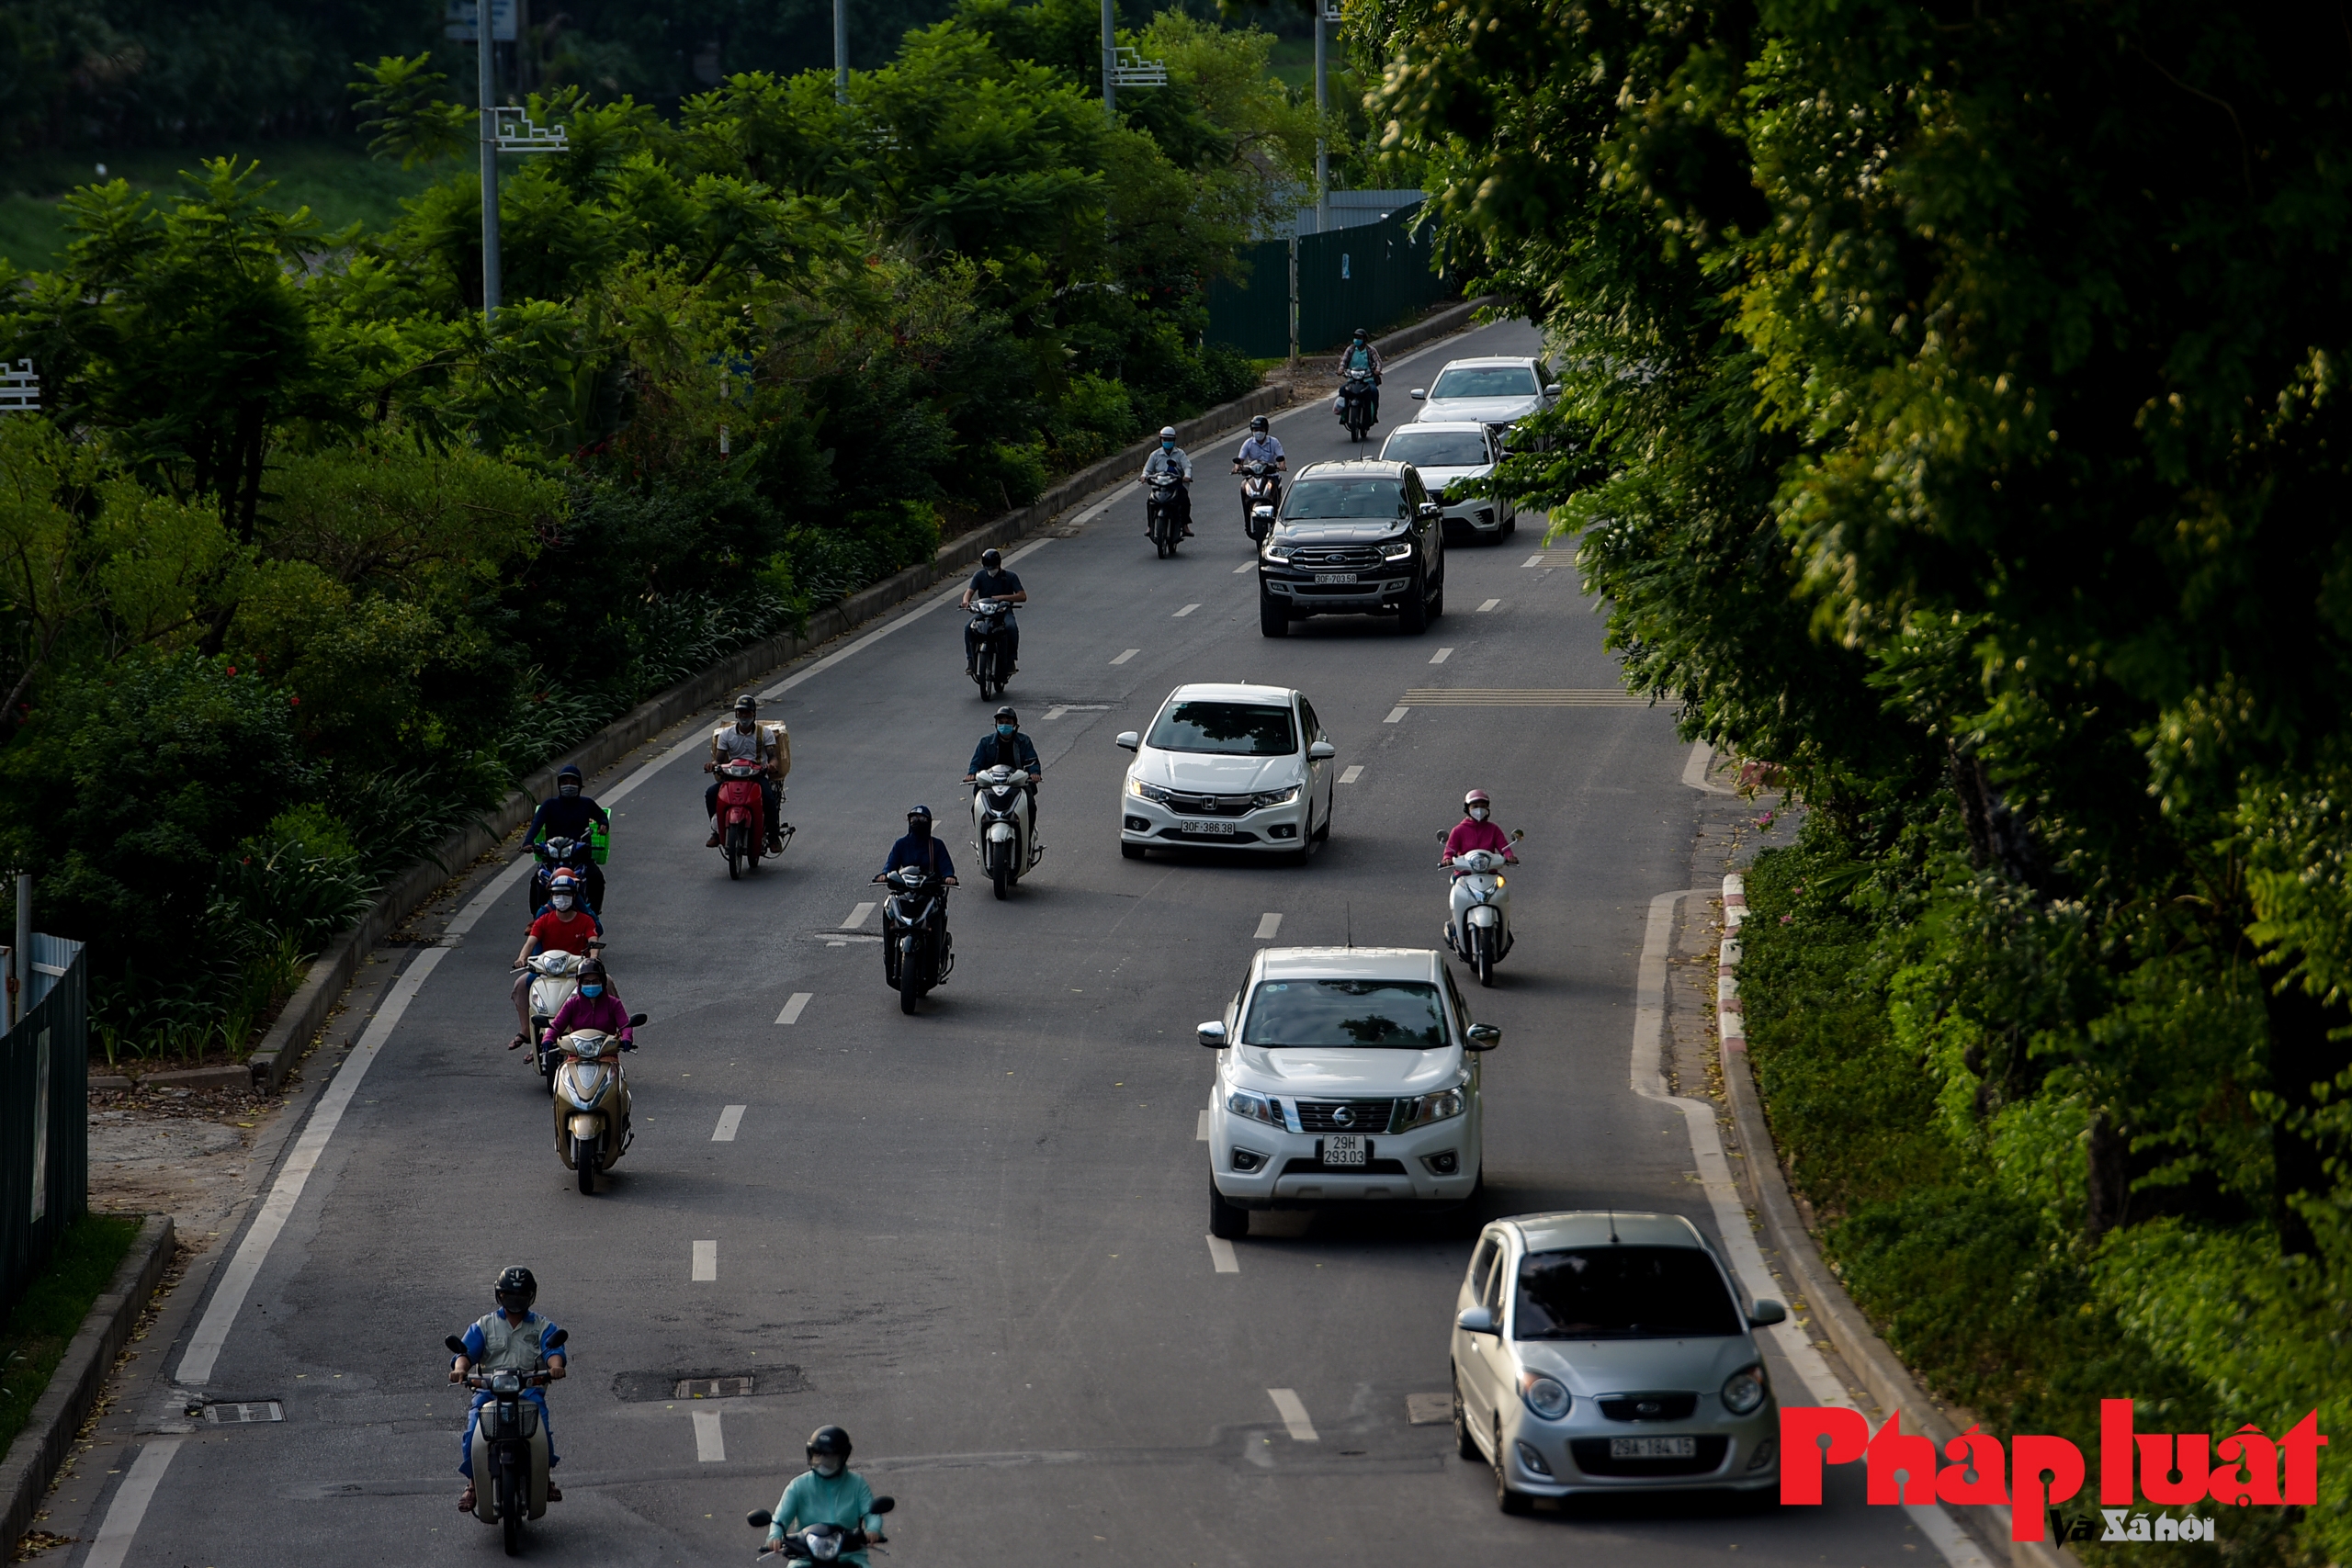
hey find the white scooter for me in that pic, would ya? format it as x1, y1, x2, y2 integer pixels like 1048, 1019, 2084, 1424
1440, 829, 1523, 987
523, 950, 594, 1088
970, 764, 1042, 899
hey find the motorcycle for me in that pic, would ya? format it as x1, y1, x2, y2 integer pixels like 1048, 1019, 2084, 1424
1339, 371, 1378, 443
967, 598, 1014, 698
447, 1327, 568, 1555
747, 1495, 896, 1562
552, 1021, 643, 1194
876, 865, 954, 1013
521, 948, 601, 1089
708, 756, 791, 880
524, 834, 601, 922
1236, 459, 1282, 541
1145, 471, 1186, 558
1440, 829, 1523, 987
970, 764, 1041, 899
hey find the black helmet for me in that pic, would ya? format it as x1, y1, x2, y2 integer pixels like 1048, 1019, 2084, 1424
1249, 414, 1269, 434
579, 957, 606, 981
807, 1426, 853, 1465
733, 694, 758, 716
1352, 326, 1368, 339
907, 804, 933, 824
980, 547, 1002, 569
993, 705, 1017, 726
493, 1265, 537, 1314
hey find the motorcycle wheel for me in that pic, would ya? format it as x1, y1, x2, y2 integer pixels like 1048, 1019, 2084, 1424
501, 1473, 522, 1554
992, 860, 1009, 900
977, 646, 995, 696
1476, 931, 1495, 988
575, 1136, 597, 1194
899, 963, 921, 1013
725, 821, 745, 880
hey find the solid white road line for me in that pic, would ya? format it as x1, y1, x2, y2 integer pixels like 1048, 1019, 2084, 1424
695, 1409, 727, 1462
1206, 1236, 1239, 1274
1196, 1109, 1211, 1141
1631, 890, 1994, 1568
754, 537, 1056, 704
1429, 647, 1453, 664
1521, 553, 1545, 568
1384, 706, 1408, 724
693, 1240, 718, 1281
1477, 598, 1500, 613
1683, 738, 1734, 794
1253, 912, 1283, 940
1231, 561, 1253, 574
78, 1436, 184, 1568
1338, 765, 1363, 784
1266, 1389, 1318, 1441
775, 992, 813, 1025
1110, 648, 1139, 665
1174, 603, 1200, 617
842, 903, 875, 928
712, 1105, 747, 1142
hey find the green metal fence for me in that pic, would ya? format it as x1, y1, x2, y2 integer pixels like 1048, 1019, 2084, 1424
1, 934, 89, 1316
1204, 240, 1293, 358
1204, 201, 1452, 359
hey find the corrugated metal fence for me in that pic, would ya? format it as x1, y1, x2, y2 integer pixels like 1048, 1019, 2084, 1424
1, 933, 88, 1316
1206, 200, 1452, 359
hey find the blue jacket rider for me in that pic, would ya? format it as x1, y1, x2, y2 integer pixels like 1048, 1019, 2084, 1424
966, 705, 1043, 834
526, 763, 608, 915
451, 1266, 566, 1514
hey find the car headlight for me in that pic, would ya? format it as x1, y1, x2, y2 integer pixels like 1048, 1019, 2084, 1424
1721, 1364, 1768, 1416
1395, 1088, 1464, 1131
1226, 1089, 1283, 1128
1250, 785, 1299, 808
1125, 777, 1170, 804
1520, 1372, 1572, 1421
1381, 539, 1416, 561
1261, 542, 1294, 561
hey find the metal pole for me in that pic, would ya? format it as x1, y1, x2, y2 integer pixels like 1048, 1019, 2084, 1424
834, 0, 849, 104
1287, 235, 1299, 368
1101, 0, 1117, 122
13, 874, 28, 1030
478, 1, 502, 322
1314, 8, 1329, 235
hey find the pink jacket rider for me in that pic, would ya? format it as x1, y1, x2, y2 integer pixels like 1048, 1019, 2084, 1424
1442, 817, 1515, 864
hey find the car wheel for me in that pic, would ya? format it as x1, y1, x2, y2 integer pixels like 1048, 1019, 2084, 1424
1208, 1179, 1249, 1239
1453, 1371, 1480, 1461
1259, 591, 1290, 638
1311, 795, 1331, 842
1496, 1420, 1533, 1515
1121, 841, 1146, 861
1430, 578, 1444, 620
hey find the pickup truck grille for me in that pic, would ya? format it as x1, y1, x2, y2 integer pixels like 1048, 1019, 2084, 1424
1287, 546, 1384, 570
1294, 1099, 1396, 1133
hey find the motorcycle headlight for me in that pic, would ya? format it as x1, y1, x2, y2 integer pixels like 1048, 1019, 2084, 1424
1250, 785, 1299, 808
1126, 776, 1170, 803
491, 1371, 522, 1394
1396, 1088, 1464, 1131
1520, 1372, 1572, 1421
1721, 1364, 1769, 1416
1382, 539, 1416, 561
1226, 1089, 1284, 1127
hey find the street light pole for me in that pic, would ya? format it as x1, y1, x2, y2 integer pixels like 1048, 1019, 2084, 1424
1314, 5, 1329, 235
834, 0, 849, 104
1101, 0, 1117, 122
478, 0, 501, 321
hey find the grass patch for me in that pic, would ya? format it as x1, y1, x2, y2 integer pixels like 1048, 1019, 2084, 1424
0, 140, 443, 270
0, 1213, 143, 1455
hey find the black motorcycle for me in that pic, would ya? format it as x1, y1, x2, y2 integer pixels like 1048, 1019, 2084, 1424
446, 1328, 567, 1556
967, 598, 1013, 699
525, 834, 601, 921
1146, 472, 1186, 558
748, 1495, 896, 1562
876, 865, 953, 1013
1236, 459, 1282, 541
1340, 372, 1378, 442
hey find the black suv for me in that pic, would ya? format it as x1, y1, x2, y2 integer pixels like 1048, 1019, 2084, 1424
1256, 459, 1446, 637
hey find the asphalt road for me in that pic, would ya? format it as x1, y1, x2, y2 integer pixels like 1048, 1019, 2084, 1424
80, 319, 1954, 1567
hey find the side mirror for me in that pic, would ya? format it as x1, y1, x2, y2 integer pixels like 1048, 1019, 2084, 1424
747, 1510, 775, 1529
543, 1327, 569, 1349
1409, 388, 1427, 400
445, 1335, 469, 1356
1434, 830, 1449, 843
1544, 383, 1562, 398
1465, 1023, 1501, 1051
1747, 1299, 1788, 1328
1198, 1021, 1228, 1048
1510, 829, 1524, 842
1114, 731, 1140, 752
1307, 740, 1336, 761
1417, 502, 1441, 520
1456, 1304, 1497, 1335
628, 1012, 649, 1027
870, 1497, 896, 1515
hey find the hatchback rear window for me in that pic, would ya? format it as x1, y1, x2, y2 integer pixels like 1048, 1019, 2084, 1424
1513, 1246, 1742, 1339
1283, 479, 1403, 519
1148, 700, 1296, 755
1430, 366, 1539, 399
1241, 979, 1447, 1048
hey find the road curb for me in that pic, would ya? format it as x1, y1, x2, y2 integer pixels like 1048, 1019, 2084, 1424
243, 375, 1297, 1091
0, 1213, 175, 1561
1713, 874, 2078, 1568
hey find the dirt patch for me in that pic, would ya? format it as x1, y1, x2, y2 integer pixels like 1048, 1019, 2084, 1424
87, 1081, 285, 1248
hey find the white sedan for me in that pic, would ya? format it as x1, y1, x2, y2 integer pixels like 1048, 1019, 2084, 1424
1115, 683, 1336, 863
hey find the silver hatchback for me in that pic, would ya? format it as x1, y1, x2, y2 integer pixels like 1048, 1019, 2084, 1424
1451, 1212, 1786, 1511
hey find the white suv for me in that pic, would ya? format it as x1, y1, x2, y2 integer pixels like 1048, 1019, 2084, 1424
1202, 947, 1497, 1237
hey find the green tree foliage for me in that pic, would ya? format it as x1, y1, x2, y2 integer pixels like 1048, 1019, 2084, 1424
1367, 3, 2350, 1555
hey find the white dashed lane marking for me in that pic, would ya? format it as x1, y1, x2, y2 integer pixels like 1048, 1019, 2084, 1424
1231, 561, 1253, 574
1174, 604, 1200, 617
1384, 706, 1408, 724
775, 993, 812, 1025
694, 1410, 726, 1462
1196, 1109, 1211, 1140
1430, 647, 1453, 664
1267, 1389, 1318, 1440
1111, 648, 1140, 665
1338, 765, 1363, 784
1254, 913, 1283, 940
1477, 598, 1500, 613
842, 904, 874, 929
692, 1241, 718, 1281
1207, 1236, 1240, 1273
712, 1105, 746, 1141
1521, 553, 1546, 568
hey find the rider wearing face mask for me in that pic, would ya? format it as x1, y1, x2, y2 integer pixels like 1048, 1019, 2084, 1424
507, 870, 605, 1050
965, 705, 1043, 831
1141, 426, 1194, 536
1440, 789, 1517, 869
960, 547, 1028, 677
526, 763, 610, 915
882, 805, 957, 882
539, 957, 633, 1051
1336, 326, 1384, 423
705, 695, 788, 853
763, 1427, 888, 1564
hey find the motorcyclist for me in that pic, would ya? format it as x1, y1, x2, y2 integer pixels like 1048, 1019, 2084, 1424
965, 704, 1043, 837
450, 1265, 567, 1514
763, 1426, 888, 1564
1232, 415, 1286, 525
704, 694, 787, 853
1440, 789, 1518, 868
1336, 326, 1384, 423
540, 956, 634, 1051
526, 763, 609, 917
961, 547, 1027, 677
508, 869, 604, 1050
880, 805, 958, 884
1141, 426, 1194, 537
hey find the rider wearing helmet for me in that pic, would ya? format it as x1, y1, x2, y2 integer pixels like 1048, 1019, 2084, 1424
960, 547, 1028, 677
763, 1426, 889, 1564
704, 694, 787, 853
1141, 425, 1195, 537
539, 955, 634, 1052
526, 762, 610, 917
508, 868, 605, 1050
1336, 326, 1384, 423
1232, 413, 1287, 524
965, 704, 1044, 832
1440, 789, 1517, 868
881, 805, 957, 882
449, 1266, 567, 1514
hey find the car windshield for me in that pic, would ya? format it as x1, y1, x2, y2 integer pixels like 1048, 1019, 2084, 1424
1513, 1246, 1743, 1339
1382, 431, 1489, 467
1241, 979, 1449, 1048
1283, 479, 1404, 519
1430, 366, 1539, 399
1147, 700, 1296, 755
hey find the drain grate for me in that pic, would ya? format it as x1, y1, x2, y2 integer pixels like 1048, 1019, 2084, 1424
203, 1401, 284, 1423
613, 1366, 807, 1403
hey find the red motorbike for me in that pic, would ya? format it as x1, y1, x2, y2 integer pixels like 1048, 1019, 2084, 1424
706, 757, 789, 880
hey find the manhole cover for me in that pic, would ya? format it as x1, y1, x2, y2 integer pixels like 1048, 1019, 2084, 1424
203, 1401, 284, 1423
612, 1366, 807, 1403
